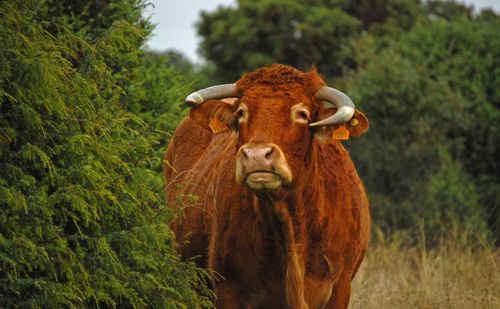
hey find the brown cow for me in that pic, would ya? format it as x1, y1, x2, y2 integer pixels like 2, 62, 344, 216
164, 64, 370, 309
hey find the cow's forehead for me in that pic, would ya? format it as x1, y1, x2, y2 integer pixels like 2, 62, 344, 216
240, 84, 314, 109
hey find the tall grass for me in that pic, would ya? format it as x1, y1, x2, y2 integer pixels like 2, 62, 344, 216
351, 226, 499, 308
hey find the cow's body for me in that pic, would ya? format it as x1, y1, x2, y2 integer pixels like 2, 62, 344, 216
164, 65, 370, 308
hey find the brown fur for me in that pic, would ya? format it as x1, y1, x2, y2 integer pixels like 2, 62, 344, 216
164, 64, 370, 308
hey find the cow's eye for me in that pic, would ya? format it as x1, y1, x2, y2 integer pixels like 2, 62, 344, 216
235, 108, 244, 118
235, 107, 247, 122
293, 109, 310, 124
297, 111, 309, 121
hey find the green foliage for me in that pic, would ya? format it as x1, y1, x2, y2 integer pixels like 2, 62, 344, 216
124, 51, 190, 159
0, 1, 211, 307
44, 0, 153, 39
197, 0, 361, 81
424, 0, 473, 21
197, 0, 426, 81
347, 18, 499, 240
345, 0, 422, 34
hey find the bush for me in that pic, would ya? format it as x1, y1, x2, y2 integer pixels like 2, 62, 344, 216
124, 52, 191, 159
0, 1, 211, 307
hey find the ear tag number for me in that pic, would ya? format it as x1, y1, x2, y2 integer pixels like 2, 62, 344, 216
333, 124, 350, 140
209, 118, 230, 134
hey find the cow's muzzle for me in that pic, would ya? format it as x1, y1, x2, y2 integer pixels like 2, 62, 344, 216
236, 143, 292, 190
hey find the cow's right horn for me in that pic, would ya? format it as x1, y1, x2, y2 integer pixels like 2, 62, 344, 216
185, 83, 238, 106
309, 86, 355, 127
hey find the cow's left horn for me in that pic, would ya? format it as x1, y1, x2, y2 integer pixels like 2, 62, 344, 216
309, 86, 355, 126
185, 83, 238, 106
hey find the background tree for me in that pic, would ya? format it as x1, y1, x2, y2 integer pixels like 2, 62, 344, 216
424, 0, 473, 21
196, 0, 423, 82
347, 18, 499, 240
345, 0, 421, 33
197, 0, 360, 81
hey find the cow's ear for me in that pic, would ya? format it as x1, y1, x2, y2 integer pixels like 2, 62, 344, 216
314, 108, 369, 140
189, 98, 238, 133
346, 110, 369, 137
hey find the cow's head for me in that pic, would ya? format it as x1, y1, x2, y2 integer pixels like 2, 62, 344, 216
185, 65, 368, 191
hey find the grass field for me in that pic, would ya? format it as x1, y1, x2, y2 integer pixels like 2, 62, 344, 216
350, 228, 499, 309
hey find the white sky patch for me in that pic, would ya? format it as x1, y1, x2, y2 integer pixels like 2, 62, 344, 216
143, 0, 235, 64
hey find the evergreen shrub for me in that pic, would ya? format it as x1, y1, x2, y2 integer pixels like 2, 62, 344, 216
0, 1, 211, 307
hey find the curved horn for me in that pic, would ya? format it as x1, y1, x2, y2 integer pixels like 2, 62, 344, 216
309, 86, 355, 127
185, 83, 238, 106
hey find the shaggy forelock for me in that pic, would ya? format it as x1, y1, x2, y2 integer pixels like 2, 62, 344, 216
236, 64, 326, 96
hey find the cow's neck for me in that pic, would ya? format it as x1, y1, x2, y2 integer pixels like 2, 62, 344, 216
252, 194, 306, 309
251, 159, 322, 309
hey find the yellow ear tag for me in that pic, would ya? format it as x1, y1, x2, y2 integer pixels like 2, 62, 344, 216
333, 124, 350, 140
209, 118, 230, 134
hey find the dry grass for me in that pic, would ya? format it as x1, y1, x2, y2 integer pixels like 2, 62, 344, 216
350, 228, 500, 309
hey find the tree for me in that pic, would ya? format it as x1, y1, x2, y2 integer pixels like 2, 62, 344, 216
0, 1, 211, 307
424, 0, 473, 21
196, 0, 424, 81
347, 18, 499, 240
197, 0, 360, 81
345, 0, 421, 33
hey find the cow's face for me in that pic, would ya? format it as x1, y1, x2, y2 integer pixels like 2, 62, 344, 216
185, 65, 369, 192
234, 86, 315, 191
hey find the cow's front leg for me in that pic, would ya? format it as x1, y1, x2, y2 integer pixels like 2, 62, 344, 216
324, 278, 351, 309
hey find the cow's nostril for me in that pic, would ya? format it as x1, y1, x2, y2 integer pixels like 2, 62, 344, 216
264, 147, 273, 160
242, 148, 251, 159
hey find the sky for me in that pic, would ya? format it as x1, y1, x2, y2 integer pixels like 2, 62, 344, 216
143, 0, 500, 64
